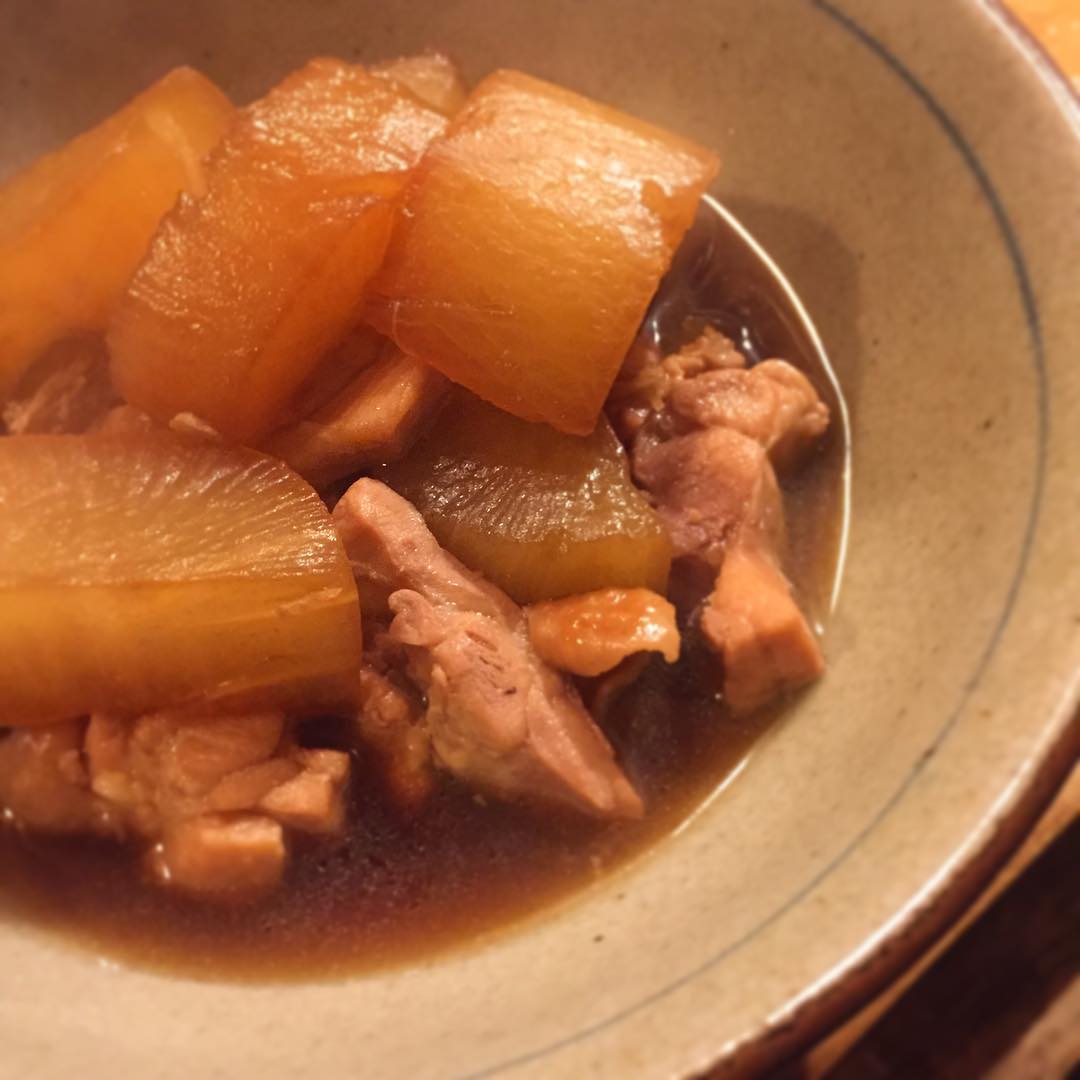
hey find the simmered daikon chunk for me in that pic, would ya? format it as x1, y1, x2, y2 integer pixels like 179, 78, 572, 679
109, 59, 445, 443
0, 67, 233, 398
367, 69, 718, 434
381, 390, 670, 603
0, 433, 362, 722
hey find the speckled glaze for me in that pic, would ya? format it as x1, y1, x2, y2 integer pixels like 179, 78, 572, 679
1, 1, 1077, 1077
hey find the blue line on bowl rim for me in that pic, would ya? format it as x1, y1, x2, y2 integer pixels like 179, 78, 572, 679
462, 1, 1057, 1075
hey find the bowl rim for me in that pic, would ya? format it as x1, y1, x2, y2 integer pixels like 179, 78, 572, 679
702, 1, 1080, 1071
463, 3, 1080, 1075
0, 3, 1077, 1077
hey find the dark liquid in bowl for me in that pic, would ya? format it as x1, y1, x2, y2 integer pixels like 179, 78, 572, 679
0, 205, 847, 980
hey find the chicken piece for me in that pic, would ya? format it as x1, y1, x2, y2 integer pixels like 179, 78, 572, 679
203, 758, 301, 813
85, 709, 350, 836
669, 326, 748, 375
0, 723, 118, 835
632, 425, 784, 570
354, 660, 434, 810
2, 336, 118, 435
608, 327, 744, 441
667, 359, 829, 469
611, 328, 830, 469
85, 711, 288, 836
152, 813, 285, 898
621, 328, 830, 714
701, 545, 824, 713
258, 748, 350, 834
527, 589, 680, 678
265, 348, 448, 489
0, 710, 348, 899
389, 590, 642, 817
333, 477, 509, 618
333, 479, 642, 818
632, 428, 820, 713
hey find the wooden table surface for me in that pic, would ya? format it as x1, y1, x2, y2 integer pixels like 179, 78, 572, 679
777, 769, 1080, 1079
775, 6, 1080, 1077
1008, 0, 1080, 79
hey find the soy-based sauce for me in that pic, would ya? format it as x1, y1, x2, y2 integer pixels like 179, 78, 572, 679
0, 204, 847, 980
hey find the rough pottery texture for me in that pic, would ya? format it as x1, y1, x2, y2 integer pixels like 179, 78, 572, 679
0, 1, 1077, 1077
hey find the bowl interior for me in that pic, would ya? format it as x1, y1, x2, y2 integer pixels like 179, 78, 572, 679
1, 1, 1077, 1076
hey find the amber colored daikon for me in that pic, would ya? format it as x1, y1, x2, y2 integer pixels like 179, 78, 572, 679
109, 59, 446, 444
367, 69, 718, 435
380, 390, 671, 603
0, 433, 362, 723
0, 67, 234, 400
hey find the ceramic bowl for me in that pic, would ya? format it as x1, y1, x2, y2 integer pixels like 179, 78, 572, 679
1, 1, 1077, 1076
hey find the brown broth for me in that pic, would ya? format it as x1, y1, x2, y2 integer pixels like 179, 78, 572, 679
0, 671, 780, 981
0, 203, 847, 981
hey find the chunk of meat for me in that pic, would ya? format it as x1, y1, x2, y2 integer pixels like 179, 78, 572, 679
701, 546, 824, 714
667, 359, 829, 469
611, 328, 830, 471
334, 476, 513, 619
527, 588, 680, 677
258, 748, 350, 834
2, 337, 118, 435
0, 710, 340, 899
389, 589, 642, 817
151, 813, 285, 899
608, 327, 744, 440
620, 327, 829, 714
670, 326, 747, 375
354, 660, 434, 810
0, 723, 118, 834
85, 711, 287, 836
632, 428, 820, 713
633, 426, 783, 570
265, 348, 448, 489
333, 479, 642, 818
204, 758, 302, 812
85, 709, 349, 838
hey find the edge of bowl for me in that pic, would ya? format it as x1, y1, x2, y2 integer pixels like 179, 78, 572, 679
713, 701, 1079, 1076
699, 3, 1080, 1072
